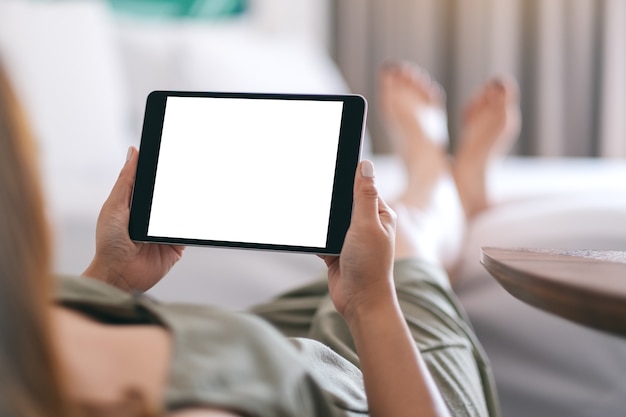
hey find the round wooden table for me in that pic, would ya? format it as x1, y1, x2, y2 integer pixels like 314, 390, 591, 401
481, 247, 626, 337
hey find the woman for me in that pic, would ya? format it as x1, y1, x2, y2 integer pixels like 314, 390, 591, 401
0, 61, 501, 417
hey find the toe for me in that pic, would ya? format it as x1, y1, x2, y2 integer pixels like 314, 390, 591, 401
490, 75, 520, 103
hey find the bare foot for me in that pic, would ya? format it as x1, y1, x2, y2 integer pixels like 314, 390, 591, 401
453, 77, 521, 219
379, 63, 465, 272
379, 62, 450, 208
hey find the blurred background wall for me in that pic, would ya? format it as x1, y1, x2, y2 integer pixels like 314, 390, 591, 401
332, 0, 626, 157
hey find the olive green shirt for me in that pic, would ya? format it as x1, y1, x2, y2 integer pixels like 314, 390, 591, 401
56, 259, 499, 417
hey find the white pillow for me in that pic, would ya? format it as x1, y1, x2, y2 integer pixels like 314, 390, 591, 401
0, 1, 130, 216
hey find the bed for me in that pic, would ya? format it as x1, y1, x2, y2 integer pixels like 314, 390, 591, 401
2, 1, 626, 416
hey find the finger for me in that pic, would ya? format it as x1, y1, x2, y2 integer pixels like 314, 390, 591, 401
352, 160, 380, 225
105, 147, 138, 209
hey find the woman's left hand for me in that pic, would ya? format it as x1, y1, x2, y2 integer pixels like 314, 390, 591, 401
83, 147, 184, 292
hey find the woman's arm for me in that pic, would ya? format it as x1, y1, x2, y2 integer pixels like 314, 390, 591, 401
348, 294, 451, 417
322, 160, 451, 417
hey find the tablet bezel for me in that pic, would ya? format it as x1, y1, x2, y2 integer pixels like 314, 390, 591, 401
129, 90, 367, 255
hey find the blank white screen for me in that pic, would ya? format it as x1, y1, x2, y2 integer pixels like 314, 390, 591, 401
147, 96, 344, 247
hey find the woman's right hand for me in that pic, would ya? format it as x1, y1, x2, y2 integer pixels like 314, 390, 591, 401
320, 160, 397, 325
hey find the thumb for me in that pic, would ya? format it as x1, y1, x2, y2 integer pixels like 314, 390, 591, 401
105, 147, 138, 209
352, 160, 380, 225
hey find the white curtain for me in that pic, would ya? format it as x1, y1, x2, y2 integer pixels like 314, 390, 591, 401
332, 0, 626, 157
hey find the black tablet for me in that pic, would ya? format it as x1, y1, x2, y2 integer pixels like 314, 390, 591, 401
129, 91, 367, 255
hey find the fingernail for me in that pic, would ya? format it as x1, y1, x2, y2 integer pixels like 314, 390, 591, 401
126, 147, 133, 162
361, 160, 375, 178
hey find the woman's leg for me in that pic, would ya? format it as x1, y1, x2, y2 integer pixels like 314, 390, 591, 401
254, 63, 520, 417
375, 62, 501, 417
254, 63, 505, 417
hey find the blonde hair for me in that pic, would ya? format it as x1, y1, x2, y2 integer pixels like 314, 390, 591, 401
0, 64, 72, 417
